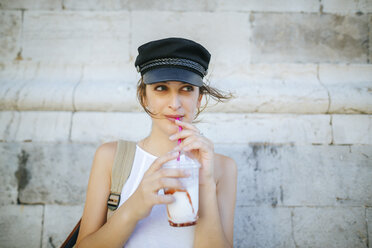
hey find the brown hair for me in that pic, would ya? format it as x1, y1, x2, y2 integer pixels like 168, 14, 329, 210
136, 77, 234, 121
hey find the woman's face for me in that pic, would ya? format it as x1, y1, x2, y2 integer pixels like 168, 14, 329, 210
144, 81, 202, 134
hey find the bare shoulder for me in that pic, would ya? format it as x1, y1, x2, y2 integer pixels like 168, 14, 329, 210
96, 141, 118, 158
213, 153, 237, 186
93, 141, 118, 175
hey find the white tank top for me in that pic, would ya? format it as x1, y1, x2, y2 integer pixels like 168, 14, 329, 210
118, 145, 195, 248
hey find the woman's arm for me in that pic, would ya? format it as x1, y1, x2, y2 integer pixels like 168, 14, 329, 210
76, 142, 140, 248
194, 156, 237, 248
169, 119, 238, 248
76, 142, 187, 248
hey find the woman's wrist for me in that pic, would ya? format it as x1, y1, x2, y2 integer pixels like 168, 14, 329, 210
199, 179, 217, 192
119, 195, 143, 223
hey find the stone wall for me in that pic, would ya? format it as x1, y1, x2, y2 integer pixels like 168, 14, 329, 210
0, 1, 371, 247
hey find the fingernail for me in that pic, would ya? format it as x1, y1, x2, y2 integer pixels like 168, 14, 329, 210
169, 135, 175, 140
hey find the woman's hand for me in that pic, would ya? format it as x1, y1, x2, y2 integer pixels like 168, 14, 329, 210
169, 119, 215, 186
127, 151, 189, 221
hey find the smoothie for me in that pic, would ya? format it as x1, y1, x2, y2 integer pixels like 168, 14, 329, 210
163, 154, 200, 227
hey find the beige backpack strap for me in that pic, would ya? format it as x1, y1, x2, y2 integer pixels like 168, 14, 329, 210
107, 140, 137, 219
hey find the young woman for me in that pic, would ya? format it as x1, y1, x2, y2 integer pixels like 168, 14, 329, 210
76, 37, 237, 248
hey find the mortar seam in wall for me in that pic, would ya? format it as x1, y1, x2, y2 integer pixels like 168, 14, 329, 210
4, 111, 16, 142
40, 204, 45, 248
319, 0, 323, 15
13, 10, 29, 111
316, 64, 334, 144
329, 115, 334, 145
366, 207, 370, 248
367, 14, 370, 64
129, 10, 132, 62
69, 65, 84, 142
290, 210, 299, 248
2, 7, 371, 14
16, 9, 24, 61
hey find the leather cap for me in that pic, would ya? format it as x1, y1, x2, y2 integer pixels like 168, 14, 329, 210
135, 37, 211, 86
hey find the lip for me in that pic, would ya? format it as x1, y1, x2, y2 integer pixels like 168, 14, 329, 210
165, 115, 184, 121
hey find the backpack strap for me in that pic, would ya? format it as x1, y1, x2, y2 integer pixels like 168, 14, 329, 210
107, 140, 137, 219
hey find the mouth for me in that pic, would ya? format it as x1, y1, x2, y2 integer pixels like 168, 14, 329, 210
165, 115, 184, 122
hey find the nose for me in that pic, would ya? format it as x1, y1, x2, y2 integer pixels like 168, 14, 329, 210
168, 93, 182, 111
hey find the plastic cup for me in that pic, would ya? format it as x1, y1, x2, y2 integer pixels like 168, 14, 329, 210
163, 154, 200, 227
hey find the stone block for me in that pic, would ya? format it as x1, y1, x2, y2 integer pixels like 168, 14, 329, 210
292, 207, 368, 248
74, 62, 140, 112
197, 113, 332, 144
13, 63, 81, 111
215, 144, 372, 207
319, 64, 372, 114
64, 0, 218, 11
42, 205, 84, 248
0, 112, 20, 141
367, 208, 372, 248
131, 11, 251, 67
216, 0, 319, 12
17, 142, 96, 204
281, 145, 372, 206
0, 10, 22, 61
0, 111, 71, 142
0, 0, 62, 10
0, 143, 20, 205
332, 114, 372, 144
234, 206, 294, 248
0, 61, 75, 111
322, 0, 372, 14
22, 11, 130, 63
319, 64, 372, 84
75, 80, 141, 112
215, 144, 285, 207
71, 112, 152, 143
251, 13, 369, 63
0, 62, 53, 110
0, 205, 43, 247
207, 63, 329, 114
63, 0, 122, 10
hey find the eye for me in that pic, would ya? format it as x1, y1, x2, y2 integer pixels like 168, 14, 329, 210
154, 85, 167, 91
182, 85, 194, 92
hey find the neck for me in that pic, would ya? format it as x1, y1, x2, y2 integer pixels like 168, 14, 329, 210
140, 125, 179, 157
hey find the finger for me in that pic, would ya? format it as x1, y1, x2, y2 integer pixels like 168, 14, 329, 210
175, 119, 200, 133
174, 135, 206, 150
146, 151, 179, 174
169, 129, 200, 141
154, 177, 184, 192
181, 139, 211, 152
154, 194, 175, 205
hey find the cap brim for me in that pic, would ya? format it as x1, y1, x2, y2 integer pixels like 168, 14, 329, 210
142, 67, 203, 87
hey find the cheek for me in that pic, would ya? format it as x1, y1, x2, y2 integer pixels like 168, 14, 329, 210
146, 97, 167, 112
184, 97, 200, 115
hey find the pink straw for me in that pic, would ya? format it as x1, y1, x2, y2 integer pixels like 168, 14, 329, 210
176, 117, 182, 161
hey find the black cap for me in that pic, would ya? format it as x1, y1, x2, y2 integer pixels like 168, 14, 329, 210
135, 37, 211, 87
